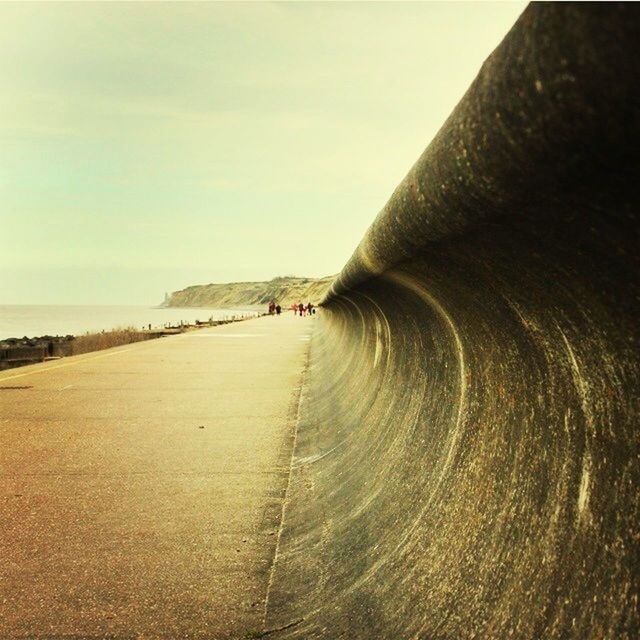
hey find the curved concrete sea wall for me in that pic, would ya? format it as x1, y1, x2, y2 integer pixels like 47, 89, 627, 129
266, 4, 640, 639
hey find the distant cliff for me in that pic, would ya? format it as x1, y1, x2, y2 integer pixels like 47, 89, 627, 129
164, 276, 334, 308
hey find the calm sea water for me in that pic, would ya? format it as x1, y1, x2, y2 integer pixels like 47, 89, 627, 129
0, 305, 262, 340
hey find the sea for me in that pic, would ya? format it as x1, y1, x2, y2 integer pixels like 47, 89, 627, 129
0, 305, 262, 341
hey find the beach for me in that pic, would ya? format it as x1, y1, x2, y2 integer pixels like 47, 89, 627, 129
0, 305, 262, 341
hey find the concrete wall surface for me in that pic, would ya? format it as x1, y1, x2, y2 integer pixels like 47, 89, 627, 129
265, 4, 639, 639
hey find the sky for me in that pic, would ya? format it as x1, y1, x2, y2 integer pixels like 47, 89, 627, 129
0, 1, 526, 305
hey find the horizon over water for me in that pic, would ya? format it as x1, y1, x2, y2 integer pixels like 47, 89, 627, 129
0, 304, 261, 341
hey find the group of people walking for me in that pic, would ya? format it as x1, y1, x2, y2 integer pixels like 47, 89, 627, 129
292, 302, 315, 316
266, 301, 315, 316
267, 301, 282, 315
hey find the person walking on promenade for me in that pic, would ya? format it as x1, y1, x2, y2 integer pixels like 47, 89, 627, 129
292, 303, 298, 315
298, 302, 305, 317
276, 304, 281, 315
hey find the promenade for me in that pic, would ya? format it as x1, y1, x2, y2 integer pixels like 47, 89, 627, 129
0, 313, 312, 639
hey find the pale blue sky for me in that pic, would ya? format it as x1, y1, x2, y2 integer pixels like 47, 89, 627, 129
1, 1, 525, 305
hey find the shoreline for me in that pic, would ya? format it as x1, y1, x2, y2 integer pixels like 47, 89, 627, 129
0, 304, 263, 344
0, 312, 265, 372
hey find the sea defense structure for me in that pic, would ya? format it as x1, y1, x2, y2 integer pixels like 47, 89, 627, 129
265, 4, 639, 639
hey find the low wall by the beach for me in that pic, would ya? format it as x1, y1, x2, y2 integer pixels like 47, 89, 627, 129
0, 316, 264, 371
265, 4, 639, 638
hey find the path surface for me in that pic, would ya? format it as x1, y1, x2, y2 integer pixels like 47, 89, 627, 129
0, 313, 313, 639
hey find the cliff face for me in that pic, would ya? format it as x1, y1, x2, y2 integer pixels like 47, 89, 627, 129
165, 276, 334, 308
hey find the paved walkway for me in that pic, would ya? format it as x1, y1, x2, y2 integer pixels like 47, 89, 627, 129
0, 313, 313, 639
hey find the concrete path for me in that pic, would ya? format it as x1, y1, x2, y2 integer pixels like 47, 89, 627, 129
0, 313, 313, 639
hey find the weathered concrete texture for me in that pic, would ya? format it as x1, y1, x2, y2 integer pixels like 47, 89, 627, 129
265, 4, 640, 639
0, 314, 312, 639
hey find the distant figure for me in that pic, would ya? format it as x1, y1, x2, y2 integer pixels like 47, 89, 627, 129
276, 304, 281, 315
306, 303, 313, 316
268, 301, 275, 315
291, 303, 298, 315
298, 302, 305, 316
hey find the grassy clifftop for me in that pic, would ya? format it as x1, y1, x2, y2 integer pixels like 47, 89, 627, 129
165, 276, 334, 308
